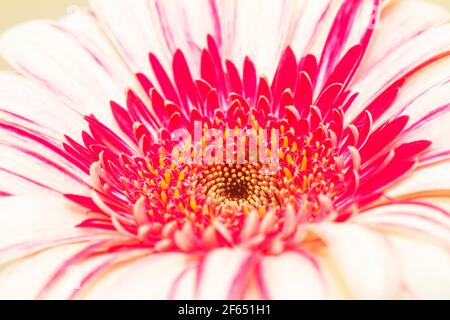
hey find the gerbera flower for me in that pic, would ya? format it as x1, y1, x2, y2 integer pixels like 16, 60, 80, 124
0, 0, 449, 299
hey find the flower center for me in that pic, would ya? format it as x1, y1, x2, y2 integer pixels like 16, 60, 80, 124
62, 38, 432, 254
69, 41, 416, 253
196, 162, 280, 210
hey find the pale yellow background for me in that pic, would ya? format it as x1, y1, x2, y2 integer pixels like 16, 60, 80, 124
0, 0, 449, 69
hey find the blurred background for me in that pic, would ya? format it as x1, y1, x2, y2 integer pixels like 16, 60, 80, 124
0, 0, 449, 69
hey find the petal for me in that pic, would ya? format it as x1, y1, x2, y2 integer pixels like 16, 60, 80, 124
169, 264, 197, 300
0, 195, 86, 249
366, 54, 450, 162
0, 15, 136, 129
153, 0, 222, 70
353, 202, 450, 247
402, 100, 450, 163
361, 0, 449, 76
0, 196, 112, 299
221, 0, 304, 78
47, 248, 153, 299
309, 223, 401, 299
84, 252, 190, 299
196, 248, 255, 299
0, 131, 90, 195
368, 56, 450, 163
347, 21, 450, 123
89, 0, 170, 75
0, 242, 97, 299
371, 50, 450, 130
59, 9, 139, 91
258, 251, 327, 299
386, 160, 450, 199
315, 0, 381, 93
387, 234, 450, 299
0, 72, 85, 140
290, 0, 338, 60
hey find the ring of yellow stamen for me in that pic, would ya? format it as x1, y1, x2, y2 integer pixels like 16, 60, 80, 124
196, 162, 281, 210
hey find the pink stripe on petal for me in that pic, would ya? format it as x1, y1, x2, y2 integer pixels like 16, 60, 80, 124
168, 264, 197, 300
310, 223, 401, 299
386, 160, 450, 199
259, 250, 328, 299
154, 0, 222, 69
84, 253, 189, 299
316, 0, 381, 94
37, 239, 137, 299
196, 248, 255, 299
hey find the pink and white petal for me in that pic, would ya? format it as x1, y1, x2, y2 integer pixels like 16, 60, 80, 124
290, 0, 338, 60
383, 56, 450, 162
220, 0, 303, 78
169, 264, 197, 300
196, 248, 255, 299
423, 198, 450, 217
0, 75, 91, 195
84, 252, 191, 299
0, 203, 131, 300
41, 246, 151, 299
309, 223, 401, 299
372, 56, 450, 133
402, 102, 450, 163
314, 0, 381, 93
1, 19, 130, 129
0, 140, 90, 195
89, 0, 170, 75
397, 56, 450, 124
353, 202, 450, 247
0, 170, 54, 196
153, 0, 222, 72
0, 72, 85, 140
359, 0, 449, 79
386, 160, 450, 199
258, 251, 328, 299
0, 242, 99, 300
59, 9, 144, 97
347, 23, 450, 123
386, 234, 450, 299
0, 195, 87, 249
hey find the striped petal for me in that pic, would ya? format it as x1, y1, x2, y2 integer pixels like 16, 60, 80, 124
0, 196, 114, 299
195, 248, 255, 299
0, 14, 137, 130
258, 251, 328, 299
0, 128, 90, 195
314, 0, 381, 93
0, 242, 97, 299
220, 0, 303, 78
152, 0, 222, 70
90, 0, 170, 75
0, 72, 85, 140
364, 29, 450, 128
348, 16, 450, 123
309, 223, 401, 299
290, 0, 338, 60
0, 195, 87, 249
353, 202, 450, 247
84, 253, 190, 299
386, 160, 450, 199
361, 0, 449, 77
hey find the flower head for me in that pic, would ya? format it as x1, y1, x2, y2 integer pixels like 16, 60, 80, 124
0, 0, 449, 299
